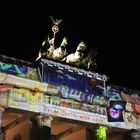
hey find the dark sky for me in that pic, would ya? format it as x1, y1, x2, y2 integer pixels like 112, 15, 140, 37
0, 2, 139, 91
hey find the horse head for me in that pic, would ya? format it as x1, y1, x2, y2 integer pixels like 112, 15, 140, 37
76, 40, 87, 52
52, 36, 68, 60
60, 36, 68, 47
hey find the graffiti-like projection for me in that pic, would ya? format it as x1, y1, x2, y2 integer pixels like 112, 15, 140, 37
0, 61, 28, 74
0, 61, 38, 80
39, 59, 107, 96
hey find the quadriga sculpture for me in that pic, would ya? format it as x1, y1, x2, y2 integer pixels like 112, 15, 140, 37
52, 36, 68, 60
62, 40, 87, 65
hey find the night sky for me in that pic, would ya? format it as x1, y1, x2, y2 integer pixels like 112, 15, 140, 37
1, 2, 139, 91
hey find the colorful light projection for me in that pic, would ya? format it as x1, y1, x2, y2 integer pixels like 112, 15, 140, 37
0, 61, 38, 80
38, 59, 107, 96
0, 85, 13, 88
96, 125, 107, 140
0, 62, 27, 74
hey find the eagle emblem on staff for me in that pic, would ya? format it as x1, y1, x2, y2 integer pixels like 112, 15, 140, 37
50, 16, 62, 38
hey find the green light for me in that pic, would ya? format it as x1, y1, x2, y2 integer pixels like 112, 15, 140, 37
13, 64, 22, 74
96, 125, 107, 140
1, 64, 12, 70
0, 63, 22, 74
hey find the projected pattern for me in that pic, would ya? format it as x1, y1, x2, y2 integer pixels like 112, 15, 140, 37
38, 59, 108, 96
0, 61, 38, 80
